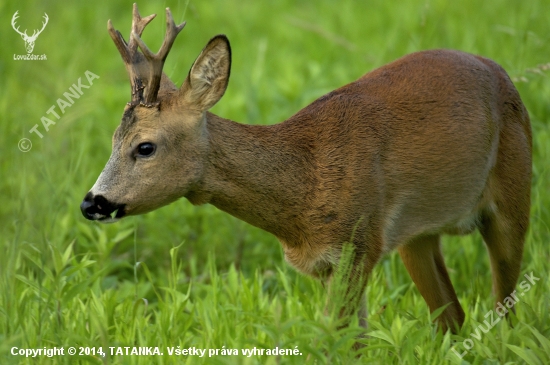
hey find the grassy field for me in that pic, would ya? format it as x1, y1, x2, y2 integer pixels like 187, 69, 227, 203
1, 0, 549, 363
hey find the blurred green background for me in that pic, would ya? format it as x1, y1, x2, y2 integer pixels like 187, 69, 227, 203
1, 0, 549, 364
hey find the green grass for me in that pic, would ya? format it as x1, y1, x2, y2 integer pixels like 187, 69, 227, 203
1, 0, 549, 364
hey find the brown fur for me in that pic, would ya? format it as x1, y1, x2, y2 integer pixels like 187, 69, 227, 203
83, 11, 531, 335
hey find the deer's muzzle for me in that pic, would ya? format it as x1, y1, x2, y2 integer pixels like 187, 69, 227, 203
80, 192, 126, 223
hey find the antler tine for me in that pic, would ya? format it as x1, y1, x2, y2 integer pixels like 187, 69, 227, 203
107, 4, 155, 64
107, 20, 130, 64
11, 11, 27, 37
33, 13, 49, 38
127, 4, 156, 53
132, 8, 186, 62
132, 7, 186, 104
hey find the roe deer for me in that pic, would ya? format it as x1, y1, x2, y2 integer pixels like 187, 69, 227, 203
80, 4, 531, 336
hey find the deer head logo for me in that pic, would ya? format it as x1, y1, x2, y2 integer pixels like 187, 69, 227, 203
11, 11, 49, 54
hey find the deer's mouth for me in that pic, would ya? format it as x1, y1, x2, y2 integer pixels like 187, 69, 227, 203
96, 207, 126, 223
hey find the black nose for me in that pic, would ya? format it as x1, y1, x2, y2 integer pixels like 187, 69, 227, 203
80, 192, 125, 221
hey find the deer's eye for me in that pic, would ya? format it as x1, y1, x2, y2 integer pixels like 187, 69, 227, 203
136, 143, 156, 157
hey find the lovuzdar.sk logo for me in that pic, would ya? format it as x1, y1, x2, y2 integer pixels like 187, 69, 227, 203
11, 10, 48, 60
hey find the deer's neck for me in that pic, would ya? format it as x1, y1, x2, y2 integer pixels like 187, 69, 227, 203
187, 112, 315, 241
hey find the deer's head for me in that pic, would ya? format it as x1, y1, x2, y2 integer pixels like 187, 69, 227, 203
11, 11, 48, 53
80, 4, 231, 223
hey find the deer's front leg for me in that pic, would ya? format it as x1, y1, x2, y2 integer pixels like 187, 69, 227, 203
324, 271, 368, 325
323, 268, 368, 352
322, 239, 383, 352
325, 250, 380, 337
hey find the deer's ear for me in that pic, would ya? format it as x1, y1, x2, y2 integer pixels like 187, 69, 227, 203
180, 35, 231, 111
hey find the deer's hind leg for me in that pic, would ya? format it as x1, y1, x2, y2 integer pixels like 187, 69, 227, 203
479, 123, 531, 311
398, 234, 465, 332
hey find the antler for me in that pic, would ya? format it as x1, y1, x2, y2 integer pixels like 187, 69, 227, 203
108, 3, 186, 107
31, 13, 49, 39
11, 12, 49, 40
11, 11, 27, 38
